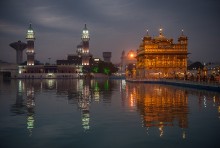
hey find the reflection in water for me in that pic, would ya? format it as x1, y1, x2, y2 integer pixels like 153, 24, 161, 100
125, 82, 220, 138
25, 81, 36, 136
11, 80, 25, 115
46, 79, 56, 90
77, 80, 91, 131
93, 81, 100, 102
55, 79, 115, 131
8, 79, 220, 139
12, 80, 36, 136
187, 88, 220, 118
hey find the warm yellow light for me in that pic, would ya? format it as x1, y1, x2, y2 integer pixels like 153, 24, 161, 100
130, 53, 134, 58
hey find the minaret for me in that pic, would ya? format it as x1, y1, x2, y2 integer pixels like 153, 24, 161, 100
146, 29, 149, 36
26, 24, 35, 66
143, 29, 151, 41
178, 29, 188, 70
81, 24, 90, 65
81, 24, 90, 53
178, 29, 188, 45
159, 28, 163, 36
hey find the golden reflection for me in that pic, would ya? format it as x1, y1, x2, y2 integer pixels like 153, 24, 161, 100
130, 94, 134, 107
126, 82, 189, 136
213, 96, 216, 103
159, 125, 164, 137
128, 87, 137, 108
45, 79, 56, 89
126, 82, 220, 137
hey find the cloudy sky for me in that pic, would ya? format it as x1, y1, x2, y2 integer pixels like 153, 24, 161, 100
0, 0, 219, 64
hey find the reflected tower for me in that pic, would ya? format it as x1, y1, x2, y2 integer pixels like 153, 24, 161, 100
26, 24, 35, 66
9, 41, 27, 64
77, 80, 91, 131
11, 80, 25, 115
26, 81, 36, 136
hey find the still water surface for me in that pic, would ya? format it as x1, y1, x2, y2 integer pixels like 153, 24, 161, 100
0, 79, 220, 148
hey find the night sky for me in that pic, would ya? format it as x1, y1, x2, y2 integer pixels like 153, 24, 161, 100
0, 0, 220, 64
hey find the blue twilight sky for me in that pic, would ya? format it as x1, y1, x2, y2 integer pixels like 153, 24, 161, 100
0, 0, 220, 64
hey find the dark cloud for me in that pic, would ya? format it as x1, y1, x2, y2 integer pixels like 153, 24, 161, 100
1, 0, 220, 64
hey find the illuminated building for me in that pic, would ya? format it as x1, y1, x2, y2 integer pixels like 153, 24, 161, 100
18, 65, 77, 78
18, 24, 98, 79
56, 24, 93, 72
9, 41, 27, 64
136, 29, 188, 78
26, 24, 35, 66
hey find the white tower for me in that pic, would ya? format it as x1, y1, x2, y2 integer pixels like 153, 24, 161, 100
81, 24, 90, 66
26, 24, 35, 66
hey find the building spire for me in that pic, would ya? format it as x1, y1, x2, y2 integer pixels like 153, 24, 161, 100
26, 23, 35, 66
159, 28, 163, 36
82, 24, 89, 41
26, 23, 35, 40
181, 29, 184, 36
29, 23, 32, 29
84, 24, 87, 30
146, 29, 149, 36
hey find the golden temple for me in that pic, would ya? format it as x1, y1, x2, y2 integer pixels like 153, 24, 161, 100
135, 29, 188, 79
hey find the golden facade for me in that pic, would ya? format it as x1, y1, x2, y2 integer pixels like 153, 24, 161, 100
136, 29, 188, 78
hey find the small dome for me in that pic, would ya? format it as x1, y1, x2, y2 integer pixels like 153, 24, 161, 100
154, 28, 167, 41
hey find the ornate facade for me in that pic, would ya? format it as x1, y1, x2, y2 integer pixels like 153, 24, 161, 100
136, 29, 188, 79
26, 24, 35, 66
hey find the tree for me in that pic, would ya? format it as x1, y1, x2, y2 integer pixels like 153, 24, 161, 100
91, 61, 118, 75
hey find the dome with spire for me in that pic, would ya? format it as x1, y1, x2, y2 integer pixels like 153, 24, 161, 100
143, 29, 152, 41
178, 29, 188, 44
154, 28, 167, 41
26, 23, 35, 40
81, 24, 90, 41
